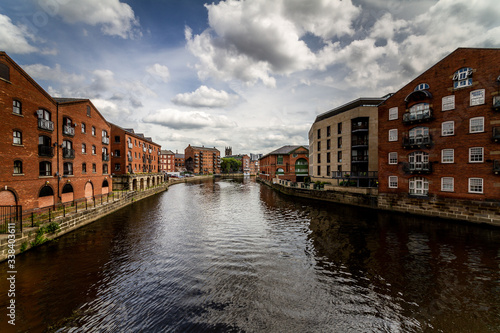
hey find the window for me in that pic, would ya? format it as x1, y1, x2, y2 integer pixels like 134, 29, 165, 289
92, 145, 96, 155
115, 136, 120, 143
388, 152, 398, 165
82, 163, 87, 173
115, 163, 121, 171
13, 160, 22, 174
39, 161, 52, 176
441, 177, 454, 192
389, 129, 398, 141
114, 150, 120, 157
317, 153, 321, 163
338, 122, 342, 134
409, 177, 429, 196
453, 67, 473, 89
0, 63, 10, 81
470, 89, 485, 106
92, 126, 96, 136
414, 83, 429, 91
442, 121, 454, 136
63, 162, 73, 176
317, 141, 321, 151
92, 163, 97, 173
37, 109, 51, 120
408, 103, 430, 120
337, 137, 342, 148
13, 100, 21, 115
87, 106, 91, 117
326, 139, 331, 150
13, 130, 22, 145
408, 151, 429, 171
389, 107, 398, 120
103, 164, 109, 174
441, 149, 454, 163
326, 152, 331, 163
326, 165, 330, 175
317, 128, 321, 139
81, 123, 86, 133
388, 176, 398, 188
442, 95, 455, 111
326, 126, 331, 137
317, 165, 321, 176
82, 143, 87, 154
469, 117, 484, 133
277, 155, 283, 165
337, 151, 342, 163
409, 127, 429, 144
469, 147, 484, 163
468, 178, 483, 194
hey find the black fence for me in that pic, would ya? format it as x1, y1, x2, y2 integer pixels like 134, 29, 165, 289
0, 205, 22, 233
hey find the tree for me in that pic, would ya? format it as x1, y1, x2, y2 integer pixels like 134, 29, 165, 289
221, 158, 242, 173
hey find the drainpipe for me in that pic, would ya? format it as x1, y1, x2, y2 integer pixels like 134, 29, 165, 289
56, 102, 61, 203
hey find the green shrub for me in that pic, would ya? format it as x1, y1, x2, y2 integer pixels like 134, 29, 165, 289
46, 222, 60, 234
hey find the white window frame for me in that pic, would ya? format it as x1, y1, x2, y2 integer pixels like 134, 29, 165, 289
389, 129, 398, 142
441, 149, 454, 163
442, 121, 454, 136
409, 177, 429, 196
470, 89, 485, 106
442, 95, 455, 111
388, 176, 398, 188
389, 107, 398, 120
469, 117, 484, 133
388, 152, 398, 165
468, 178, 483, 194
441, 177, 454, 192
469, 147, 484, 163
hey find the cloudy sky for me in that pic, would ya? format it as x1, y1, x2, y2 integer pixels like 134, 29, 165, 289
1, 0, 499, 155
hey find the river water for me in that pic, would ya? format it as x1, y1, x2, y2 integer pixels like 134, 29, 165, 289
1, 178, 500, 332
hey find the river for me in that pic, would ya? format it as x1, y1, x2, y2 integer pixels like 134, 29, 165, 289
1, 178, 499, 332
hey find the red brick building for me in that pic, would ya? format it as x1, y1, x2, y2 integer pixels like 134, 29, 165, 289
0, 52, 111, 210
174, 152, 185, 172
185, 145, 221, 174
224, 154, 251, 174
159, 149, 175, 173
258, 145, 309, 182
378, 48, 500, 201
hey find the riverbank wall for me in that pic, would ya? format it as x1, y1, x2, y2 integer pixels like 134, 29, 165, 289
0, 175, 212, 262
258, 178, 500, 227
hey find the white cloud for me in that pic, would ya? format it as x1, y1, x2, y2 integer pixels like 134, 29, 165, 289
172, 85, 239, 108
143, 109, 238, 130
38, 0, 140, 39
145, 64, 170, 83
0, 14, 38, 54
22, 63, 85, 85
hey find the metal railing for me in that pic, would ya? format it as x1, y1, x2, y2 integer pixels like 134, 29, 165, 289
102, 136, 110, 145
63, 125, 75, 136
62, 148, 75, 159
38, 118, 54, 131
402, 134, 433, 148
402, 162, 433, 174
402, 108, 433, 124
38, 145, 54, 157
0, 205, 22, 233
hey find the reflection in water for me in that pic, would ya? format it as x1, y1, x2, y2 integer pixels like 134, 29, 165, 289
0, 178, 499, 332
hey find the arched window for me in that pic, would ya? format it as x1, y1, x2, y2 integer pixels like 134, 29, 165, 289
276, 168, 285, 175
39, 185, 54, 197
408, 127, 429, 145
453, 67, 473, 89
13, 160, 22, 174
63, 117, 74, 136
409, 177, 429, 196
13, 100, 21, 114
103, 164, 109, 174
103, 179, 109, 188
62, 184, 73, 193
82, 143, 87, 154
82, 163, 87, 173
37, 109, 54, 131
39, 161, 52, 176
92, 145, 96, 155
13, 130, 22, 145
408, 151, 430, 172
38, 135, 53, 157
414, 83, 429, 91
62, 140, 74, 159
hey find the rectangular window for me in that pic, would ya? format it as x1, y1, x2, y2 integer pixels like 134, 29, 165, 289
468, 178, 483, 194
389, 107, 398, 120
442, 121, 454, 136
388, 129, 398, 141
469, 147, 484, 163
277, 155, 283, 165
317, 165, 321, 176
337, 151, 342, 163
317, 128, 321, 139
338, 122, 342, 134
326, 139, 331, 150
82, 163, 87, 173
81, 123, 86, 133
442, 95, 455, 111
317, 153, 321, 163
326, 152, 331, 163
13, 100, 21, 115
388, 152, 397, 165
469, 117, 484, 133
441, 149, 454, 163
337, 137, 342, 148
92, 126, 96, 136
470, 89, 485, 106
441, 177, 454, 192
388, 176, 398, 188
317, 141, 321, 151
326, 126, 331, 137
86, 106, 91, 117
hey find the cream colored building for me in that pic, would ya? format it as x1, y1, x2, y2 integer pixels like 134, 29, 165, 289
308, 97, 387, 186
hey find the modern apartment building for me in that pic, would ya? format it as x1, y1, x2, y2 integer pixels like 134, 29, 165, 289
185, 145, 221, 174
258, 145, 309, 182
309, 97, 385, 186
378, 48, 500, 201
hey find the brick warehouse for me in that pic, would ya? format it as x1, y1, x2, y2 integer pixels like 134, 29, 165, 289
378, 48, 500, 202
0, 52, 112, 210
185, 145, 221, 174
258, 145, 309, 183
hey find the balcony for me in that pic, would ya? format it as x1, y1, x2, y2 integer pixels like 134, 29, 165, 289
128, 156, 133, 162
402, 134, 433, 149
38, 145, 54, 157
402, 108, 433, 125
62, 148, 75, 159
63, 125, 75, 136
128, 143, 133, 149
403, 162, 433, 174
494, 160, 500, 175
38, 118, 54, 131
351, 139, 368, 148
143, 147, 147, 152
493, 96, 500, 112
351, 155, 368, 163
351, 123, 369, 132
493, 127, 500, 143
102, 136, 109, 145
102, 153, 110, 162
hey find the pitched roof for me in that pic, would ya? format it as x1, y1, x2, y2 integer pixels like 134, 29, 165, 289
53, 97, 88, 103
314, 97, 388, 123
160, 150, 175, 155
261, 145, 309, 159
175, 154, 185, 158
189, 145, 220, 152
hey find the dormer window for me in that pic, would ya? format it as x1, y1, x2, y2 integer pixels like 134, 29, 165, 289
414, 83, 429, 91
453, 67, 473, 89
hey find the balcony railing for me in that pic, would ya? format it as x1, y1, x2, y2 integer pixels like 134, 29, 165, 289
38, 145, 54, 157
493, 127, 500, 143
494, 160, 500, 175
403, 162, 433, 174
38, 118, 54, 131
402, 108, 433, 125
351, 155, 368, 162
351, 123, 369, 131
102, 136, 109, 145
62, 148, 75, 159
102, 153, 110, 162
351, 140, 368, 147
63, 125, 75, 136
402, 134, 433, 149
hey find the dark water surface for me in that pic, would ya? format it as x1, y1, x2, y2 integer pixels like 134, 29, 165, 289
1, 178, 500, 332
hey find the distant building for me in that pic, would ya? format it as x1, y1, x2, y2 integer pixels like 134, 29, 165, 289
258, 145, 309, 182
224, 154, 251, 173
249, 154, 260, 175
159, 150, 175, 173
185, 145, 221, 174
225, 146, 232, 156
174, 152, 185, 172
